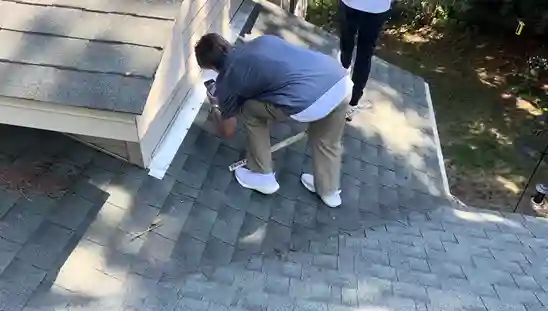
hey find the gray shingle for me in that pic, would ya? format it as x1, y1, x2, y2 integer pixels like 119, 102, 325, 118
15, 0, 184, 20
0, 0, 171, 114
47, 193, 95, 230
200, 238, 235, 268
181, 203, 218, 242
0, 30, 161, 78
0, 258, 46, 290
0, 199, 47, 244
0, 190, 20, 219
0, 1, 173, 47
0, 238, 21, 275
155, 194, 194, 241
0, 62, 152, 113
211, 205, 245, 246
0, 280, 34, 311
16, 222, 74, 270
113, 77, 153, 113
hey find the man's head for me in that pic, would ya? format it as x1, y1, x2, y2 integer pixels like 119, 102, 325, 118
195, 33, 232, 71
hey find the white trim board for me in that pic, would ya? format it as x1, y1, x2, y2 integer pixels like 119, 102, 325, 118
0, 96, 139, 142
424, 81, 450, 197
147, 1, 255, 179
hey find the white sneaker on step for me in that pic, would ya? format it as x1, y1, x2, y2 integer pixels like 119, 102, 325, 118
300, 173, 342, 208
235, 167, 279, 194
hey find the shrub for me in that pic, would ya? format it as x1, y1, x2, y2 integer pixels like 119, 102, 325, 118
528, 56, 548, 78
306, 0, 338, 32
306, 0, 548, 37
461, 0, 548, 37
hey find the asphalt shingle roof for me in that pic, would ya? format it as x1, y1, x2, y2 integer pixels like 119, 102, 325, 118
0, 0, 181, 114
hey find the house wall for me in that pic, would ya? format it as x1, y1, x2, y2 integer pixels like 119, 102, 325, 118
0, 95, 146, 167
69, 134, 144, 167
136, 0, 245, 168
0, 96, 139, 142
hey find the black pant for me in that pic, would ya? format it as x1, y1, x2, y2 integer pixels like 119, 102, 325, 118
339, 1, 388, 106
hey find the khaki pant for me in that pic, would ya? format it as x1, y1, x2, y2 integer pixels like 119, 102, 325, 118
242, 98, 348, 196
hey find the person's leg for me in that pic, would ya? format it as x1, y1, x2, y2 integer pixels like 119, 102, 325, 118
305, 99, 348, 207
239, 100, 287, 194
242, 100, 273, 173
349, 11, 388, 106
241, 99, 287, 173
338, 1, 359, 69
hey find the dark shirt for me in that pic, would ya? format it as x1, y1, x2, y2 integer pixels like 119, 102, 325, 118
215, 35, 346, 119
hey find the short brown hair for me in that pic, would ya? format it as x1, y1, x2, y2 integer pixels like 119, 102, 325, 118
195, 33, 232, 70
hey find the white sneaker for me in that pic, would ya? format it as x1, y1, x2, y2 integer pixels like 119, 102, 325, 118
235, 167, 279, 195
300, 174, 342, 208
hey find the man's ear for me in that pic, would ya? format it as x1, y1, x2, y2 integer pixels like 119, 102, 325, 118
219, 117, 237, 139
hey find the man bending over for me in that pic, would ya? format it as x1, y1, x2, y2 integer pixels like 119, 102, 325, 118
194, 33, 352, 208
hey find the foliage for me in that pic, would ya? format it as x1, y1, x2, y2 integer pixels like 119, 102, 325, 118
306, 0, 548, 37
461, 0, 548, 37
528, 55, 548, 79
508, 56, 548, 109
391, 0, 548, 36
508, 55, 548, 106
390, 0, 463, 27
306, 0, 338, 33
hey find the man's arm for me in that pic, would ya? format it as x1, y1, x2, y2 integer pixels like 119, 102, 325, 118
208, 57, 253, 139
209, 103, 237, 139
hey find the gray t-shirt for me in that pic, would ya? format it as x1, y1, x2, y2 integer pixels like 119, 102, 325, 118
215, 35, 347, 119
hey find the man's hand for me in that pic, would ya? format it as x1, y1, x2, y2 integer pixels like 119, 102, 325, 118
205, 93, 219, 121
206, 92, 218, 106
208, 105, 237, 139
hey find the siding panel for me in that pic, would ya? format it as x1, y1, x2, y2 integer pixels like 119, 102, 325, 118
137, 0, 245, 167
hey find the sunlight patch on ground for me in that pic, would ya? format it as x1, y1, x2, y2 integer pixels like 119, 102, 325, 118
475, 68, 504, 88
448, 162, 526, 211
106, 184, 134, 208
515, 97, 543, 116
488, 128, 512, 145
354, 95, 425, 154
467, 121, 512, 146
401, 32, 429, 44
349, 83, 440, 182
434, 66, 445, 73
452, 209, 489, 222
385, 25, 443, 43
495, 175, 521, 194
450, 207, 523, 227
502, 92, 542, 115
54, 240, 125, 297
